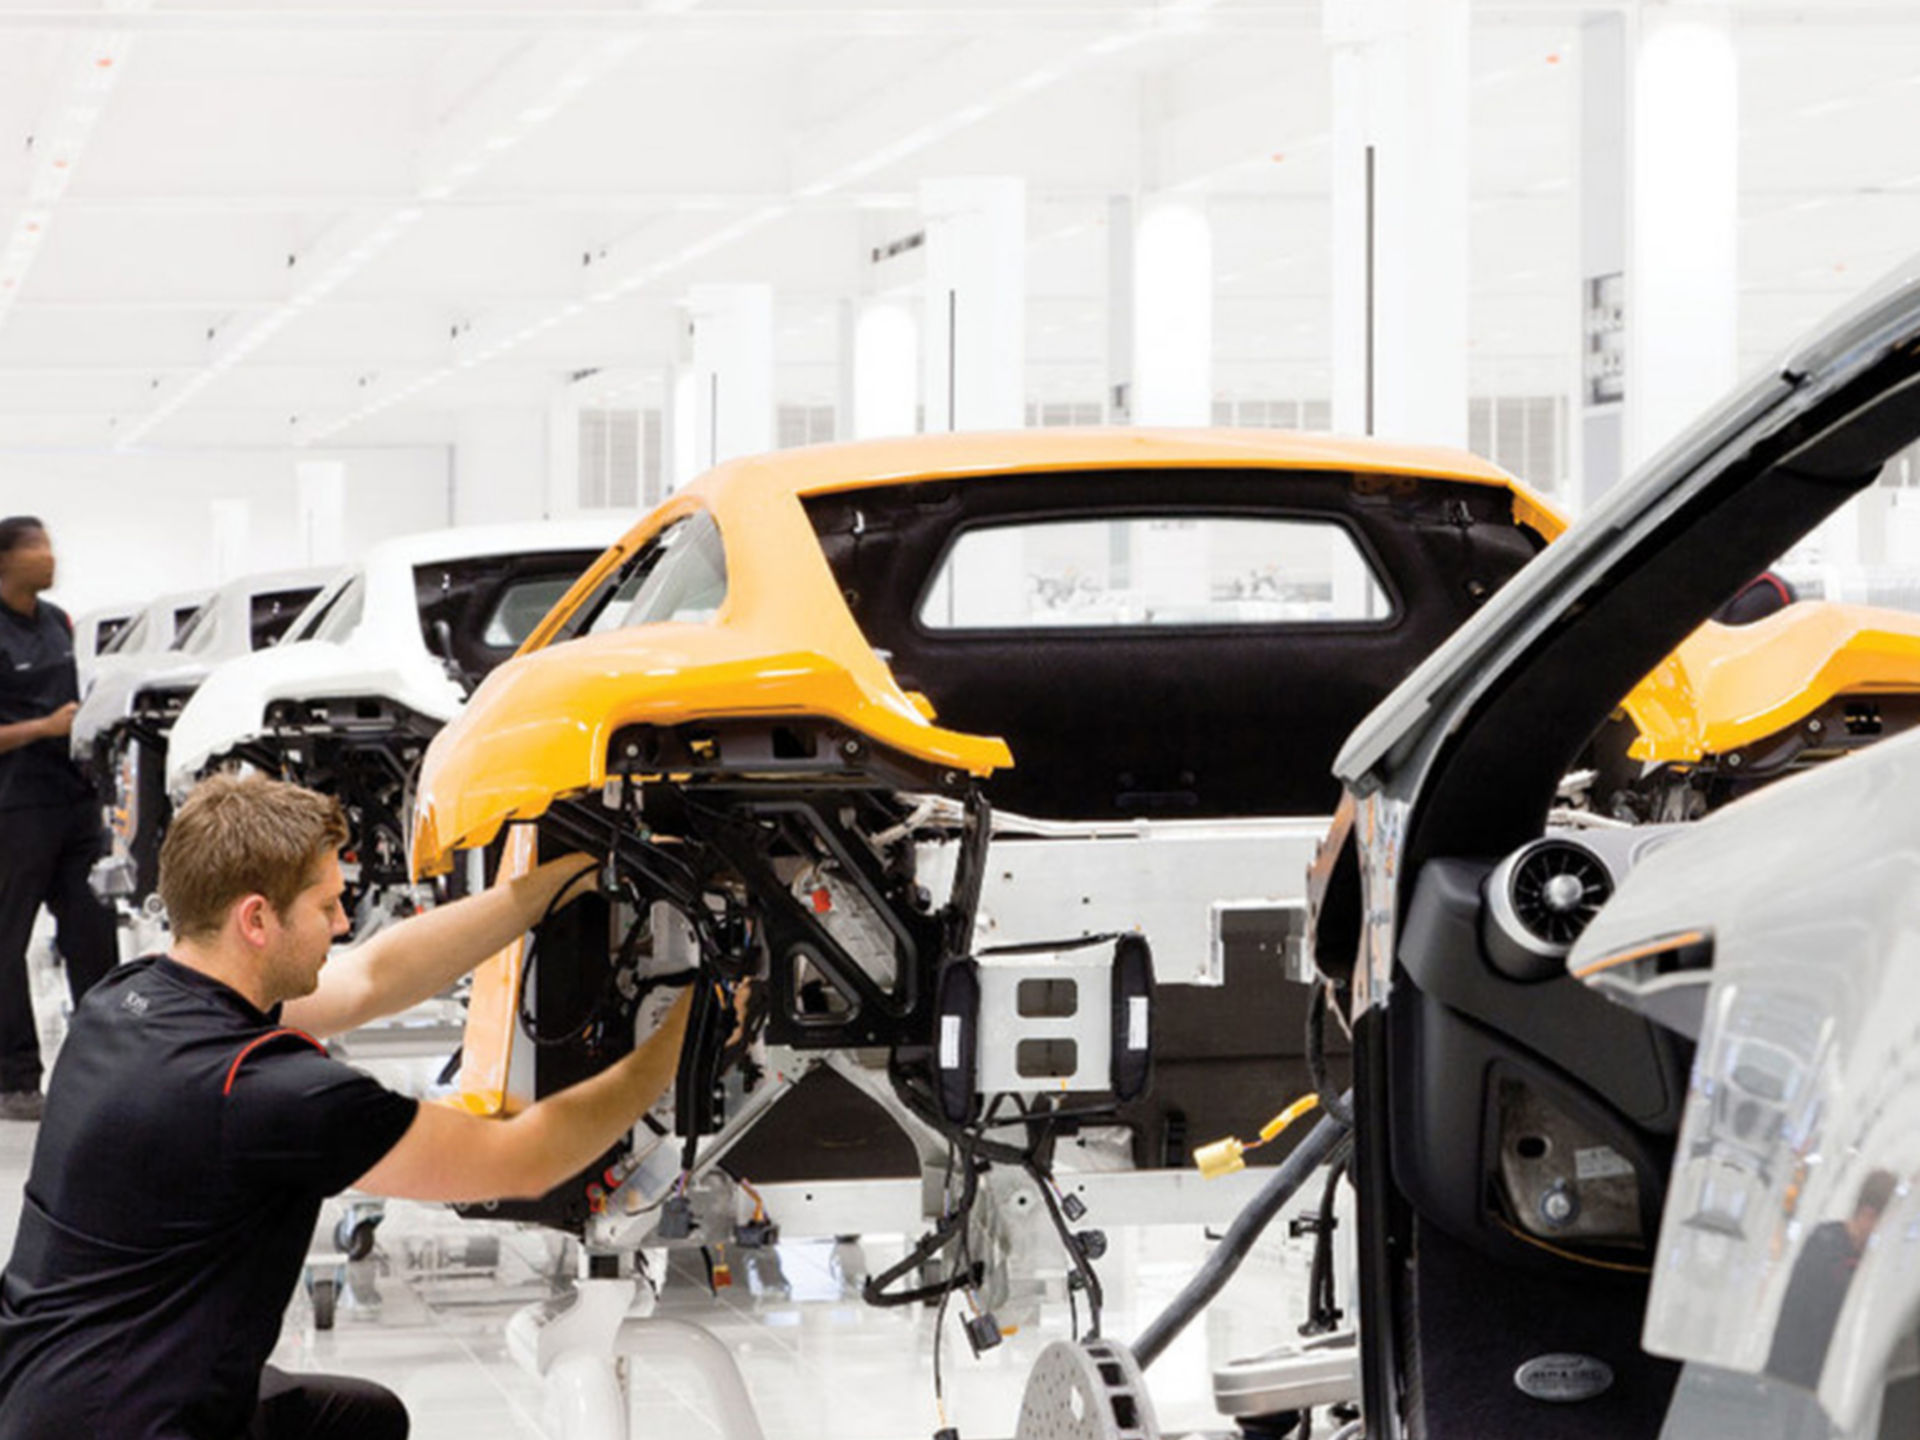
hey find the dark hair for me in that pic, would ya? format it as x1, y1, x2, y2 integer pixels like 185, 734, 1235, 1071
0, 517, 46, 556
1859, 1169, 1899, 1218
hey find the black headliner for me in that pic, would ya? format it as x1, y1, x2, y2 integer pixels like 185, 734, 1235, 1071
805, 466, 1550, 821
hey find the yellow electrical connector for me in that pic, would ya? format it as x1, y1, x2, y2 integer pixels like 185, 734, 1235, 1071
1260, 1094, 1321, 1142
1192, 1094, 1321, 1180
1195, 1136, 1249, 1179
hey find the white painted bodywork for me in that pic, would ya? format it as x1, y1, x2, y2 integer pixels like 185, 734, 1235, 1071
71, 604, 138, 691
70, 566, 334, 756
81, 588, 211, 694
163, 520, 622, 800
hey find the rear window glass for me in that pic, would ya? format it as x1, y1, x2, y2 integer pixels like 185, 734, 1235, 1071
569, 512, 728, 636
104, 613, 147, 655
412, 550, 601, 686
917, 515, 1393, 630
169, 606, 202, 647
175, 604, 217, 653
250, 587, 322, 649
311, 577, 365, 643
482, 577, 574, 648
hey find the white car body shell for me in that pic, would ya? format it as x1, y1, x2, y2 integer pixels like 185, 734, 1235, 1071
71, 604, 139, 690
82, 588, 212, 696
71, 566, 333, 756
164, 520, 624, 801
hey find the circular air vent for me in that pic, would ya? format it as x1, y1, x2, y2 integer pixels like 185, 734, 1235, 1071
1485, 838, 1615, 980
1511, 841, 1612, 946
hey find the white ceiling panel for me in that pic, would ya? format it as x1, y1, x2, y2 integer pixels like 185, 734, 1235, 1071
0, 0, 1908, 455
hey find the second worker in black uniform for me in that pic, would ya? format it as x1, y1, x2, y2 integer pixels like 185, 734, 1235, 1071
0, 516, 117, 1121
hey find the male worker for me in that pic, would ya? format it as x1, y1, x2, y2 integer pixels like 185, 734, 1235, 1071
0, 772, 693, 1439
1765, 1167, 1900, 1390
0, 516, 118, 1120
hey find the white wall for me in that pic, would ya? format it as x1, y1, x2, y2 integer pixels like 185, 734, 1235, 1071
6, 447, 451, 616
451, 410, 551, 527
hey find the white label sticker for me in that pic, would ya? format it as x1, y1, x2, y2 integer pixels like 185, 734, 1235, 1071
1128, 996, 1149, 1050
940, 1014, 963, 1070
1574, 1145, 1634, 1182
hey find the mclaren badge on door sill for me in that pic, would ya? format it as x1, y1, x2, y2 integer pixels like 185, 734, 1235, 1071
1514, 1353, 1615, 1403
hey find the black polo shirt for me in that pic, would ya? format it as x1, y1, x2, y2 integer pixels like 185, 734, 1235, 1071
0, 956, 417, 1440
0, 596, 89, 811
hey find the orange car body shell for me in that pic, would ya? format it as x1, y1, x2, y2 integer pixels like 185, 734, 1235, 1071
418, 431, 1920, 1117
1622, 603, 1920, 763
411, 428, 1560, 878
416, 428, 1560, 1116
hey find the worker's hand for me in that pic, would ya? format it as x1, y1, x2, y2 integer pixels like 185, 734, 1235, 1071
730, 978, 757, 1035
546, 852, 600, 909
38, 702, 78, 739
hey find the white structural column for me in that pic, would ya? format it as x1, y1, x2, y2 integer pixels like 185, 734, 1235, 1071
1578, 12, 1629, 508
668, 366, 700, 492
1325, 0, 1470, 447
294, 461, 346, 567
209, 499, 250, 584
682, 283, 774, 481
920, 177, 1026, 432
1132, 197, 1214, 426
1107, 194, 1136, 424
545, 393, 581, 519
1625, 5, 1737, 472
851, 300, 919, 439
453, 409, 550, 526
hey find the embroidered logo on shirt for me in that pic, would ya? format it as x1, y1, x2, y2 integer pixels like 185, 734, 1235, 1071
121, 991, 150, 1016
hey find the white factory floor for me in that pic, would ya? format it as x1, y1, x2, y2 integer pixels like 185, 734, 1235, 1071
2, 934, 1346, 1440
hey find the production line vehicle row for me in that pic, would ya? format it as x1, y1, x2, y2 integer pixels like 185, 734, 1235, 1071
58, 257, 1920, 1439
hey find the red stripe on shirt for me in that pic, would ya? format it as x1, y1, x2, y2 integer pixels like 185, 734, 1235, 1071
222, 1027, 325, 1096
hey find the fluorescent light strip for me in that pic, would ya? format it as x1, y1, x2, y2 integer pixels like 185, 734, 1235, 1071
116, 207, 428, 447
123, 42, 637, 450
0, 27, 135, 324
308, 4, 1188, 446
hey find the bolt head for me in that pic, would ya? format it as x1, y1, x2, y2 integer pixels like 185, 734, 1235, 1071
1540, 1185, 1577, 1226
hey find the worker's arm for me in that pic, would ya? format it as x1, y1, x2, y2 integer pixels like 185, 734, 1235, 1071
353, 988, 693, 1202
284, 850, 600, 1040
0, 703, 74, 757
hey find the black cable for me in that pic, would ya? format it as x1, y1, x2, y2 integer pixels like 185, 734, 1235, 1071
1026, 1155, 1102, 1339
932, 1266, 954, 1427
513, 860, 620, 1048
864, 1146, 985, 1308
1300, 1146, 1352, 1337
928, 1135, 965, 1433
675, 972, 736, 1174
1306, 982, 1355, 1130
955, 1129, 981, 1305
1132, 1101, 1352, 1370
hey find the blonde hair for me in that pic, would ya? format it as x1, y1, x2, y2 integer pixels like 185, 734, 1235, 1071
158, 773, 349, 940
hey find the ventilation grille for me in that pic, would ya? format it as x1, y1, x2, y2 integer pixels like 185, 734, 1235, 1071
1508, 840, 1613, 950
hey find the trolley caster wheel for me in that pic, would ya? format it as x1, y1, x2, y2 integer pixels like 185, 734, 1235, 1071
334, 1214, 380, 1261
311, 1277, 337, 1331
